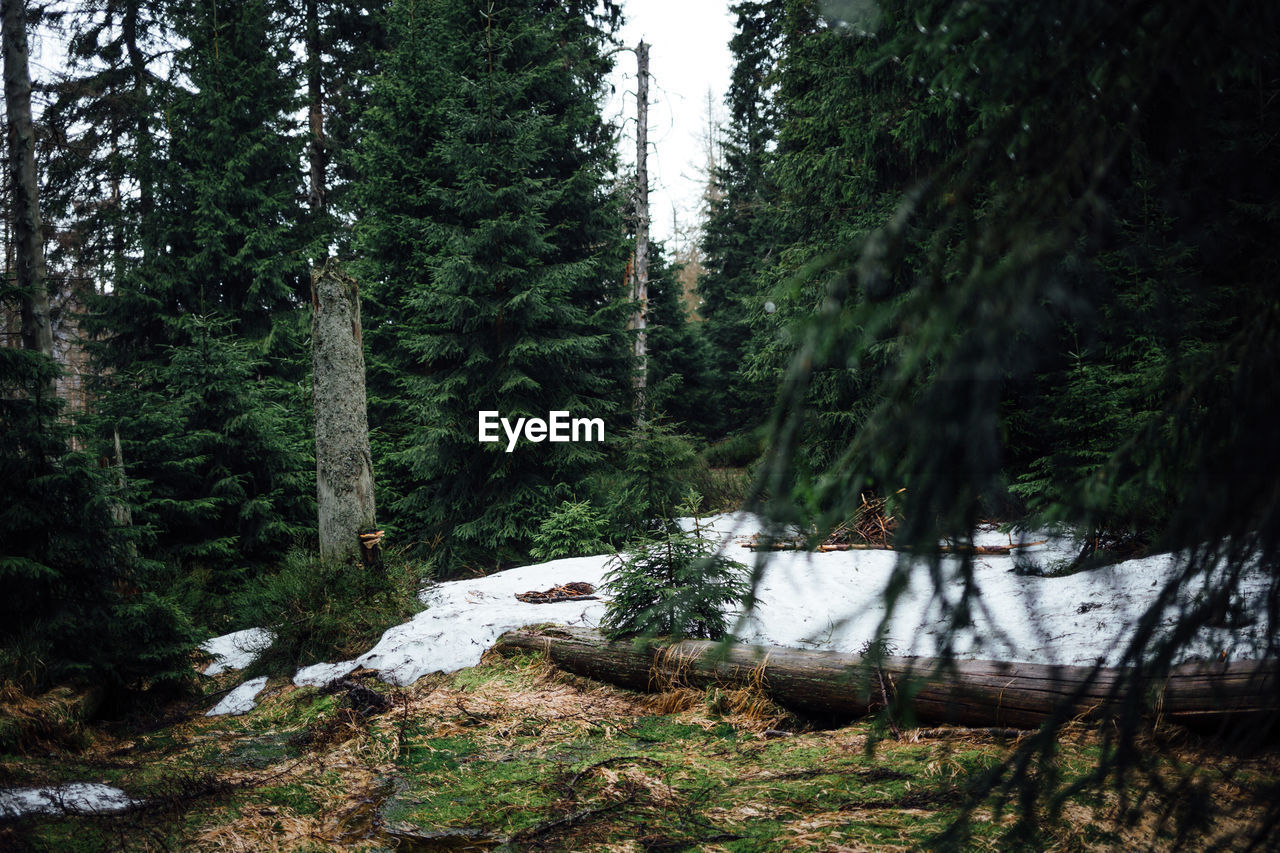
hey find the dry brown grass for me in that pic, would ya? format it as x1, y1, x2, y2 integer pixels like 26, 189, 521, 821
4, 651, 1277, 853
0, 683, 97, 753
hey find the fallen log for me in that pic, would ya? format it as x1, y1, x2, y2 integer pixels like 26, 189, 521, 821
493, 626, 1278, 731
746, 541, 1047, 555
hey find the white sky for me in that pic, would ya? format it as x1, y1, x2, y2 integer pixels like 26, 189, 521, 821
606, 1, 737, 248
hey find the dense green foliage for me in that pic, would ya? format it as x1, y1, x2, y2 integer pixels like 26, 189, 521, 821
0, 347, 196, 696
698, 0, 1278, 565
642, 247, 719, 433
704, 0, 1280, 843
96, 317, 314, 603
530, 499, 611, 562
234, 548, 423, 675
352, 0, 630, 573
76, 0, 317, 626
7, 2, 1278, 842
695, 0, 786, 439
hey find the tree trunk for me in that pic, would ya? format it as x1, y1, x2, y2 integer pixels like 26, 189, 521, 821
304, 0, 326, 216
494, 626, 1278, 731
629, 41, 649, 419
121, 0, 155, 260
312, 261, 377, 565
3, 0, 55, 383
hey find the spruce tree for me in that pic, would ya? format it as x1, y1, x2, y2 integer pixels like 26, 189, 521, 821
752, 0, 1280, 842
39, 0, 171, 299
96, 316, 312, 598
85, 0, 315, 603
1, 0, 197, 687
353, 0, 628, 572
643, 245, 718, 434
744, 1, 963, 484
696, 0, 785, 438
0, 345, 197, 696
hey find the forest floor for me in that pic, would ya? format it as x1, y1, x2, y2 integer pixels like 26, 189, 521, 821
2, 650, 1276, 852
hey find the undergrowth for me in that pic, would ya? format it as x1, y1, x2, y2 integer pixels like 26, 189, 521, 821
233, 548, 424, 677
2, 652, 1274, 852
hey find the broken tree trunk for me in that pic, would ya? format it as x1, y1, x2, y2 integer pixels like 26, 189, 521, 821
312, 262, 378, 566
494, 626, 1278, 731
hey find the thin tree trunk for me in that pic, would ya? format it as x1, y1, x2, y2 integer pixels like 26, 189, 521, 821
311, 261, 377, 565
630, 41, 649, 419
305, 0, 326, 217
3, 0, 54, 383
494, 626, 1278, 730
122, 0, 154, 259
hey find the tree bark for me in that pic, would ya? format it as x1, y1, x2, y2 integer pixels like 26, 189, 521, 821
3, 0, 55, 383
494, 626, 1278, 731
304, 0, 326, 216
629, 41, 649, 419
122, 0, 155, 260
312, 261, 377, 565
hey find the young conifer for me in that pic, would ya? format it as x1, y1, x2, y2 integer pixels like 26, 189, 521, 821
0, 347, 196, 696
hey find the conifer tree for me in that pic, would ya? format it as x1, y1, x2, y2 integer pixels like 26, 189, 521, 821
752, 0, 1280, 842
85, 0, 315, 598
743, 2, 962, 481
39, 0, 171, 296
2, 0, 195, 694
643, 245, 717, 433
96, 316, 312, 596
0, 345, 197, 695
353, 0, 627, 572
696, 0, 785, 438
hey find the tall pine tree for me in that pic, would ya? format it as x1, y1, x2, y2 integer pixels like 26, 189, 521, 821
87, 0, 315, 601
353, 0, 627, 572
2, 0, 195, 696
696, 0, 785, 439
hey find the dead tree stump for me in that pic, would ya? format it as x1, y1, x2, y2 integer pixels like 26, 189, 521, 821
312, 262, 377, 565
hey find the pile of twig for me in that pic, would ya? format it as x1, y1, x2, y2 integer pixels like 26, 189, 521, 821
827, 491, 900, 548
515, 582, 598, 604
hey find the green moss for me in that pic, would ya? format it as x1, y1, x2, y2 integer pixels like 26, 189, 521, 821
1, 654, 1267, 852
225, 731, 298, 769
260, 782, 322, 814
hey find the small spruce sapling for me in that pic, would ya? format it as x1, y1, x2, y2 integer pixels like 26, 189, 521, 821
601, 494, 750, 640
530, 499, 610, 562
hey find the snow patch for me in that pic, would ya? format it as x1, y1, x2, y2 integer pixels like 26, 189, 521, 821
288, 514, 1271, 687
206, 676, 269, 716
352, 554, 610, 686
202, 627, 274, 676
0, 783, 138, 818
293, 660, 359, 687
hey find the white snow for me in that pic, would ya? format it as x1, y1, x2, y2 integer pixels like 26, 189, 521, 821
317, 513, 1269, 684
327, 555, 612, 687
206, 675, 269, 716
293, 660, 360, 687
201, 627, 274, 675
0, 783, 138, 818
199, 514, 1269, 704
733, 532, 1270, 667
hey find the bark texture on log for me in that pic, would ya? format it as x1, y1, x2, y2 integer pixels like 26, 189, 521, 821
494, 626, 1278, 730
312, 262, 377, 564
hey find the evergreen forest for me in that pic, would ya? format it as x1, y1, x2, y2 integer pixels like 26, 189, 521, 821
2, 0, 1278, 849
